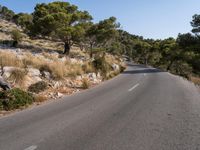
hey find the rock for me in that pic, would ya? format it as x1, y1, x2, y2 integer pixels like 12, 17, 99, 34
52, 81, 62, 89
0, 76, 11, 90
56, 92, 64, 98
24, 76, 42, 88
112, 64, 120, 71
27, 68, 41, 77
97, 72, 101, 78
76, 75, 82, 80
2, 66, 17, 78
88, 73, 97, 80
42, 71, 51, 80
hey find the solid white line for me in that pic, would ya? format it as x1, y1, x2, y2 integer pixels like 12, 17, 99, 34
128, 83, 140, 92
24, 145, 37, 150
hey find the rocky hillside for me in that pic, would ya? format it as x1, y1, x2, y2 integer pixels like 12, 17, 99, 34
0, 18, 125, 114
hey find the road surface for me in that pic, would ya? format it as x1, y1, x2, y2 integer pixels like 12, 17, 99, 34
0, 64, 200, 150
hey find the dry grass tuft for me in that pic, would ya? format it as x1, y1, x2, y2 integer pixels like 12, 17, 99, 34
82, 78, 90, 89
9, 68, 27, 85
0, 51, 23, 67
190, 76, 200, 85
34, 95, 48, 103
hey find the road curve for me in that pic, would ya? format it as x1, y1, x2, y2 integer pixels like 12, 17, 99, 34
0, 64, 200, 150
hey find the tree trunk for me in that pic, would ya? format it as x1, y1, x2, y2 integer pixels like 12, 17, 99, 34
63, 42, 70, 55
90, 43, 93, 58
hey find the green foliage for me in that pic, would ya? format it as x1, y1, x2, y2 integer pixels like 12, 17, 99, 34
31, 1, 92, 54
13, 13, 33, 32
11, 29, 23, 47
0, 88, 34, 111
28, 81, 48, 94
0, 5, 15, 21
191, 14, 200, 34
86, 17, 119, 57
93, 53, 112, 78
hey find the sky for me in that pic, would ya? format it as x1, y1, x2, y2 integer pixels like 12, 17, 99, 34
0, 0, 199, 39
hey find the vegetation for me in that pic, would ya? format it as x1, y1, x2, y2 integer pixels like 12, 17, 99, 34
28, 81, 48, 93
11, 29, 23, 47
0, 88, 34, 110
9, 68, 27, 85
82, 78, 90, 89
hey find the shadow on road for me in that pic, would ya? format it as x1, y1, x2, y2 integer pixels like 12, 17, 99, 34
123, 64, 165, 75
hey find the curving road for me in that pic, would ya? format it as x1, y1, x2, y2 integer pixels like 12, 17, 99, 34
0, 64, 200, 150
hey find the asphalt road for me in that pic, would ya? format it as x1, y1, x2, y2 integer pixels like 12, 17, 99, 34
0, 64, 200, 150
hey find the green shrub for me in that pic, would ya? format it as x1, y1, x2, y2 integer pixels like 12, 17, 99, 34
0, 88, 34, 111
11, 29, 23, 47
93, 54, 112, 78
170, 61, 192, 78
28, 81, 48, 93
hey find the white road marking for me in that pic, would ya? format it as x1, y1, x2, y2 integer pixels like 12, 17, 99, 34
128, 83, 139, 92
24, 145, 37, 150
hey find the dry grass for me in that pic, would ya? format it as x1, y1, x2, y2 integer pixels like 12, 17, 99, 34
82, 62, 94, 73
0, 51, 24, 67
190, 76, 200, 85
34, 95, 48, 103
49, 61, 66, 80
9, 68, 27, 85
66, 63, 83, 78
82, 78, 90, 89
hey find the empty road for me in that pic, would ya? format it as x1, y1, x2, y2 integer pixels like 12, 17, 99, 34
0, 64, 200, 150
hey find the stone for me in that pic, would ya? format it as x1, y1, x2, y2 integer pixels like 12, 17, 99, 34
56, 92, 64, 98
27, 68, 41, 77
42, 71, 51, 80
0, 76, 11, 90
112, 64, 120, 71
88, 73, 97, 80
2, 66, 17, 78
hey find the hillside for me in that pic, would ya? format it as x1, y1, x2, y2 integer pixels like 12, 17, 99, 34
0, 17, 125, 115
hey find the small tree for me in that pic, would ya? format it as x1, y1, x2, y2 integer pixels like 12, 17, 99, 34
86, 17, 119, 58
11, 29, 23, 47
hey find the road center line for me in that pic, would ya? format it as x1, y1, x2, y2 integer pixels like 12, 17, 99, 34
24, 145, 37, 150
128, 83, 139, 92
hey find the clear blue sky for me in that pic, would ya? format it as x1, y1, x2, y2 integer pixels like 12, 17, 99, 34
0, 0, 199, 39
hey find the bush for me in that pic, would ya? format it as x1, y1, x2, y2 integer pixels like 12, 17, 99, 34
170, 61, 192, 78
11, 29, 23, 47
28, 81, 48, 93
82, 78, 90, 89
93, 54, 112, 78
0, 88, 34, 111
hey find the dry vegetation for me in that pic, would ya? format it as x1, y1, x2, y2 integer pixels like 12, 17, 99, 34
190, 76, 200, 85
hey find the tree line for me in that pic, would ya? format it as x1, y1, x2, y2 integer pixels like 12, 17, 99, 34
0, 2, 200, 78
